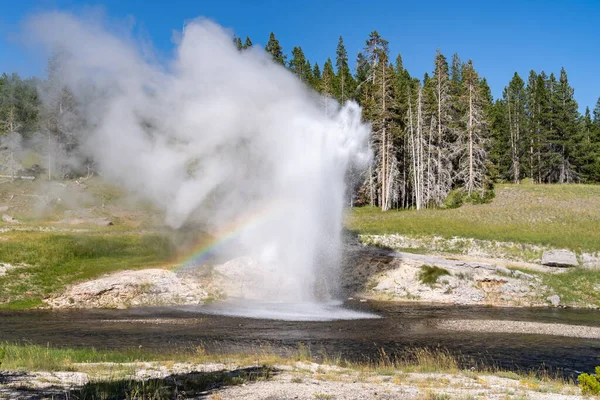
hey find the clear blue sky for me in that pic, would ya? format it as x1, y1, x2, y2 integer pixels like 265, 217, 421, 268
1, 0, 599, 112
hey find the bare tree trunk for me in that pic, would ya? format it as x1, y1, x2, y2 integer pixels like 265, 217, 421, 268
369, 165, 374, 207
408, 88, 419, 210
417, 87, 424, 209
468, 82, 474, 195
381, 61, 388, 211
437, 71, 443, 201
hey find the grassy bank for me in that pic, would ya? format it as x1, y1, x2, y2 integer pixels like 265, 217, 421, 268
0, 231, 174, 309
347, 183, 600, 253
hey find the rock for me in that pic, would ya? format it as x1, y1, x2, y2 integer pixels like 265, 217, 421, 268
547, 295, 561, 306
1, 214, 19, 223
46, 269, 207, 309
541, 250, 578, 268
513, 270, 535, 280
499, 283, 518, 294
0, 205, 8, 212
373, 280, 394, 291
495, 265, 512, 275
582, 253, 600, 269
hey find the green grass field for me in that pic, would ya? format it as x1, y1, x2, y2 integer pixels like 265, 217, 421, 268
347, 183, 600, 253
0, 231, 174, 309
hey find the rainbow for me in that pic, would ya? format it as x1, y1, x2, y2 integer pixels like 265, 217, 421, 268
173, 200, 289, 269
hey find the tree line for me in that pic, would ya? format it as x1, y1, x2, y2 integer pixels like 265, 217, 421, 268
1, 31, 600, 210
254, 31, 600, 210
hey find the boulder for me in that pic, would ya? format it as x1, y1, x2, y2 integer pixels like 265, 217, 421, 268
582, 253, 600, 269
2, 214, 19, 223
541, 250, 578, 268
547, 295, 561, 307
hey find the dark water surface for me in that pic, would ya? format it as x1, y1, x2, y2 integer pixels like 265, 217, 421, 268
1, 301, 599, 377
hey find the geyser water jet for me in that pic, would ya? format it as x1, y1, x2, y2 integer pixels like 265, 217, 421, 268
25, 12, 372, 312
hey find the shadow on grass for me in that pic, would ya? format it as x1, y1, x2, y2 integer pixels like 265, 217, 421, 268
0, 365, 277, 399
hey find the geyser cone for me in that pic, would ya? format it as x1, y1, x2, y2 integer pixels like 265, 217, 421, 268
26, 13, 372, 305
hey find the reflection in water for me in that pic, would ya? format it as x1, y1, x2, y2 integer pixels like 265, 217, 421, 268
0, 302, 599, 378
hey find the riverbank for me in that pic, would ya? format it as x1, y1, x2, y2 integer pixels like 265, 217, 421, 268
0, 343, 584, 399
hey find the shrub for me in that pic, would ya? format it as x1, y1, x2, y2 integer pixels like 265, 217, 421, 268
418, 265, 450, 286
443, 189, 466, 209
578, 366, 600, 395
465, 188, 495, 205
443, 185, 495, 209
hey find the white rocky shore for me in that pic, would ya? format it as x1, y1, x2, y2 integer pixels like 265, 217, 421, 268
46, 241, 578, 309
46, 269, 208, 309
0, 361, 585, 400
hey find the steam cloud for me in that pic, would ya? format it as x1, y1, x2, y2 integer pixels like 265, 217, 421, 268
25, 12, 371, 302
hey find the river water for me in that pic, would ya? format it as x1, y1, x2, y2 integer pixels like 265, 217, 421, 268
1, 301, 599, 377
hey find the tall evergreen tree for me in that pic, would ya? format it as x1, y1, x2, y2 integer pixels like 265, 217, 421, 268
335, 36, 355, 103
265, 32, 286, 65
503, 72, 527, 183
234, 36, 242, 50
311, 62, 321, 91
288, 46, 312, 84
429, 50, 453, 203
547, 67, 579, 183
320, 58, 336, 115
243, 37, 253, 49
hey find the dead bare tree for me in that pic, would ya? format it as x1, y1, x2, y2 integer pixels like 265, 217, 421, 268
455, 60, 488, 195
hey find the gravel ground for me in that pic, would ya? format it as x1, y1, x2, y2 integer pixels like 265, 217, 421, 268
437, 319, 600, 339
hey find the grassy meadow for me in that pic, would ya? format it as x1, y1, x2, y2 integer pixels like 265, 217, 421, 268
347, 183, 600, 253
0, 231, 174, 309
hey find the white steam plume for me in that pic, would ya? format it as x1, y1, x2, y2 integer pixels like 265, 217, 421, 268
25, 12, 371, 302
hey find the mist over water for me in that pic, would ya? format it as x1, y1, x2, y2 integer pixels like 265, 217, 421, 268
25, 13, 372, 313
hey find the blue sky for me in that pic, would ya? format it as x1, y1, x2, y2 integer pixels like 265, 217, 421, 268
1, 0, 599, 112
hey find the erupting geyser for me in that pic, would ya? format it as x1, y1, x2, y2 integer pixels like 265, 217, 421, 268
26, 12, 372, 315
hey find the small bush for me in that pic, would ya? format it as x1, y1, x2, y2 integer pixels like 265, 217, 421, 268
443, 189, 466, 209
465, 188, 495, 205
418, 265, 450, 286
443, 186, 495, 209
578, 366, 600, 395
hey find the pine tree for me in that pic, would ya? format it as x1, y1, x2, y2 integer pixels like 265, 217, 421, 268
593, 97, 600, 126
503, 72, 527, 183
288, 46, 312, 84
320, 58, 336, 115
576, 107, 600, 182
548, 67, 579, 183
265, 32, 286, 65
243, 37, 253, 49
335, 36, 355, 103
311, 62, 321, 91
429, 50, 453, 204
